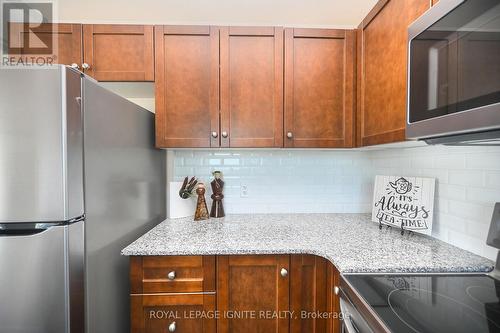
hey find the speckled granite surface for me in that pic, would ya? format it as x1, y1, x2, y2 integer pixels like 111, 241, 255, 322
121, 214, 494, 274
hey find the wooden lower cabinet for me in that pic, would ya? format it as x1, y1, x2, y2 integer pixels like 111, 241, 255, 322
131, 293, 216, 333
326, 261, 341, 333
290, 255, 328, 333
217, 255, 290, 333
130, 254, 341, 333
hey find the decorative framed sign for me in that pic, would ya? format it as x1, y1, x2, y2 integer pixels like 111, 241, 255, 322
372, 175, 436, 235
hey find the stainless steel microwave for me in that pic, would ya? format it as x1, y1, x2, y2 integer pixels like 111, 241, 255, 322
407, 0, 500, 145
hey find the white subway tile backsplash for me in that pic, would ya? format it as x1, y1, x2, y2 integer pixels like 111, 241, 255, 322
466, 153, 500, 170
437, 184, 466, 201
485, 171, 500, 188
466, 187, 500, 204
171, 145, 500, 260
448, 170, 483, 187
434, 154, 466, 169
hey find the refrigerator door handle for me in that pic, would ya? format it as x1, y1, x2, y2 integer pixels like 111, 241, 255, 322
0, 216, 84, 237
0, 228, 48, 236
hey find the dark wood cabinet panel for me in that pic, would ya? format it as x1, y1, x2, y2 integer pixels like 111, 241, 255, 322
220, 27, 284, 148
83, 24, 154, 81
326, 261, 341, 333
131, 294, 216, 333
7, 23, 82, 66
357, 0, 430, 146
284, 28, 355, 148
290, 255, 328, 333
217, 255, 290, 333
130, 256, 216, 294
155, 25, 220, 148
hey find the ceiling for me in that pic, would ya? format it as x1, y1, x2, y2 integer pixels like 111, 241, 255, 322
56, 0, 379, 28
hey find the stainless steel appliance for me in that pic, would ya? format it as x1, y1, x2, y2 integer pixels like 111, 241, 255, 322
407, 0, 500, 145
0, 65, 166, 333
338, 203, 500, 333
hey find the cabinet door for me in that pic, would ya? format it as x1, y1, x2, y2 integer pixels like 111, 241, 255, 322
326, 262, 341, 333
290, 255, 328, 333
357, 0, 430, 146
220, 27, 283, 148
7, 23, 82, 66
83, 24, 154, 81
131, 294, 216, 333
155, 26, 220, 148
284, 29, 355, 148
217, 255, 289, 333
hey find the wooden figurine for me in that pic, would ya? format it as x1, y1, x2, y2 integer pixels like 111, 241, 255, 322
210, 171, 225, 218
194, 183, 209, 221
179, 176, 198, 199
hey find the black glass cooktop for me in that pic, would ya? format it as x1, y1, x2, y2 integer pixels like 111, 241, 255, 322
346, 274, 500, 333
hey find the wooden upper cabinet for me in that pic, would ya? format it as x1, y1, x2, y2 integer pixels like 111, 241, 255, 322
290, 255, 328, 333
154, 25, 220, 148
7, 23, 82, 66
357, 0, 430, 146
284, 28, 355, 148
220, 27, 284, 148
82, 24, 154, 81
217, 255, 290, 333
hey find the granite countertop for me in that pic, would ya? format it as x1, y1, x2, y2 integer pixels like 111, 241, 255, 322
121, 214, 494, 274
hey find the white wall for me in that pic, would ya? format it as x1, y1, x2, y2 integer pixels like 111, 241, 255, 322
171, 146, 500, 261
55, 0, 378, 28
100, 82, 155, 112
369, 145, 500, 261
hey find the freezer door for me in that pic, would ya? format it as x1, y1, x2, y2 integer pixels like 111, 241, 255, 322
0, 66, 84, 222
0, 224, 67, 333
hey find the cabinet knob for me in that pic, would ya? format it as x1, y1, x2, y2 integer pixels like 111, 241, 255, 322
280, 268, 288, 277
334, 286, 339, 295
70, 63, 80, 69
167, 271, 176, 280
286, 132, 293, 139
211, 131, 218, 138
82, 63, 91, 70
168, 321, 176, 332
221, 131, 228, 138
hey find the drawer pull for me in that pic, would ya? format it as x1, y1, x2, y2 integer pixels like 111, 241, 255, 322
168, 321, 176, 332
167, 271, 176, 280
280, 268, 288, 277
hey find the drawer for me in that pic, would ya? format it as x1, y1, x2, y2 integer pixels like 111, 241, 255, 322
131, 293, 216, 333
130, 256, 216, 293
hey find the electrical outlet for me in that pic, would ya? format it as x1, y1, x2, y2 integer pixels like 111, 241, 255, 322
240, 185, 249, 198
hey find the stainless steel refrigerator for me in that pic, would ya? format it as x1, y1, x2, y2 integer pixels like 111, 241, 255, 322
0, 65, 166, 333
